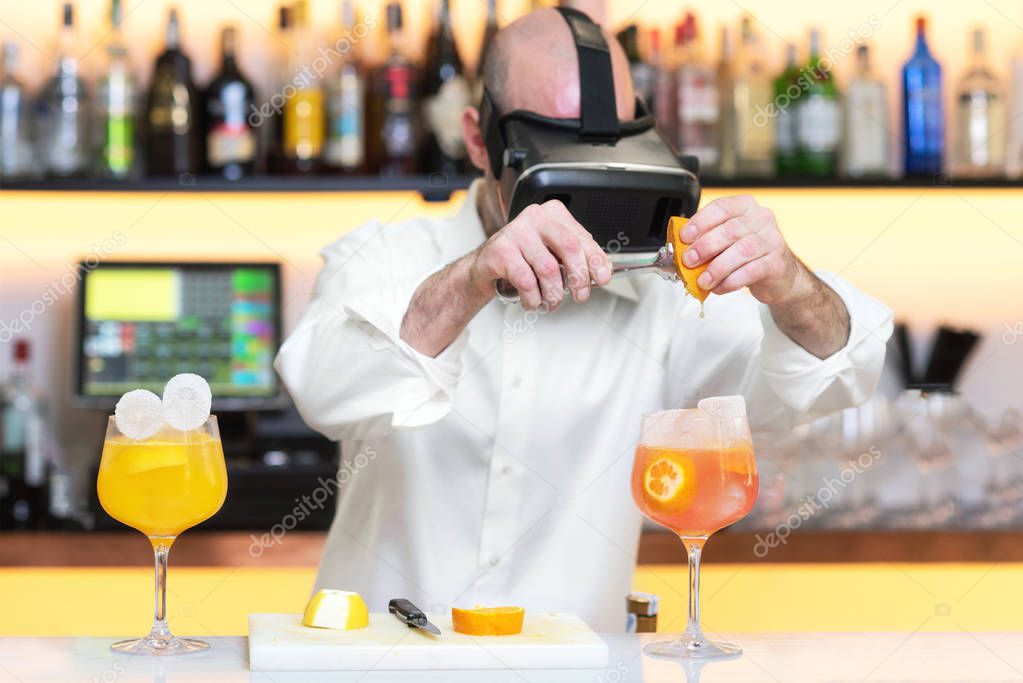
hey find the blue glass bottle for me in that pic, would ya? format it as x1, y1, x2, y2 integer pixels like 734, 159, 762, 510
902, 16, 944, 176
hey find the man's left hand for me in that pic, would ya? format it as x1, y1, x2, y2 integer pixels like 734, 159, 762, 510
680, 194, 809, 306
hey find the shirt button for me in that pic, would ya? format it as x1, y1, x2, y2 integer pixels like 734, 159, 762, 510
489, 555, 501, 568
510, 376, 522, 388
501, 465, 513, 476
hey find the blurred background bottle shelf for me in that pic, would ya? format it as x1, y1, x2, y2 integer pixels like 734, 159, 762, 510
3, 0, 1023, 187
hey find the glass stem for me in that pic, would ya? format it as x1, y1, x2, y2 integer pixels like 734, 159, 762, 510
150, 541, 172, 639
682, 536, 706, 644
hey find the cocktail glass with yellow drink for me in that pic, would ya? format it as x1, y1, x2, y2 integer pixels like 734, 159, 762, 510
97, 377, 227, 655
631, 396, 758, 660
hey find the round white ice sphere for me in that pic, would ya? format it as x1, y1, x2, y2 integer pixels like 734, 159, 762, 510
162, 373, 213, 431
114, 389, 164, 440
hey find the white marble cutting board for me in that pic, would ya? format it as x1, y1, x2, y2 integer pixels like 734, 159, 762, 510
248, 611, 609, 672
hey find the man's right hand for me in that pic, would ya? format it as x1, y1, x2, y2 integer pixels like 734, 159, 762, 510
400, 200, 612, 357
466, 200, 612, 310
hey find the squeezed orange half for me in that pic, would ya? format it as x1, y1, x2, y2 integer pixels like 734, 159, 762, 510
452, 606, 525, 636
668, 216, 710, 303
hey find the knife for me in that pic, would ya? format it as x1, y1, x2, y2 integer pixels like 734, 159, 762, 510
388, 598, 441, 635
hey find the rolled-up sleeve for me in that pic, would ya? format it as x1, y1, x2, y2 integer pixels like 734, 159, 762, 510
668, 272, 893, 434
275, 223, 468, 442
755, 271, 894, 420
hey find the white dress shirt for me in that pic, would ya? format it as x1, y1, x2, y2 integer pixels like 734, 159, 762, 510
275, 180, 894, 632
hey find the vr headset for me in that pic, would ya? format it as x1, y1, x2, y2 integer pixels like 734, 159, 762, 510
478, 7, 701, 253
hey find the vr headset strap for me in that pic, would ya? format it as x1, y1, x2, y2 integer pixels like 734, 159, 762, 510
554, 7, 620, 141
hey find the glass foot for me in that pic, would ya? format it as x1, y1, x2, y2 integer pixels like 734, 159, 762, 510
111, 635, 210, 656
644, 635, 742, 661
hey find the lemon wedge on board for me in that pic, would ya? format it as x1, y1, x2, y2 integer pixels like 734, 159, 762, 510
302, 589, 369, 630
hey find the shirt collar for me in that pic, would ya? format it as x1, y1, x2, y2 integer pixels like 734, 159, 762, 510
459, 179, 641, 303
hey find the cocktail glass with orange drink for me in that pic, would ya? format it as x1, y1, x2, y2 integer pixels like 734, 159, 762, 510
97, 413, 227, 655
631, 396, 758, 660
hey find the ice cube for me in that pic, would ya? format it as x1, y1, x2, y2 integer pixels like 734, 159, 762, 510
718, 476, 754, 522
162, 373, 212, 431
697, 395, 747, 420
114, 389, 164, 440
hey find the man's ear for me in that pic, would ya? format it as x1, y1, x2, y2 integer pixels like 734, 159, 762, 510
462, 106, 491, 177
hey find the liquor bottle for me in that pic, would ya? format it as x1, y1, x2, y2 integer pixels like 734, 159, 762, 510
902, 16, 944, 177
0, 340, 46, 529
675, 13, 719, 173
841, 45, 889, 178
650, 28, 677, 146
733, 17, 774, 177
94, 0, 136, 180
205, 27, 258, 180
617, 25, 655, 112
420, 0, 471, 177
145, 8, 200, 176
266, 5, 292, 175
794, 29, 840, 176
773, 43, 800, 176
324, 0, 366, 174
716, 25, 736, 178
35, 2, 89, 178
474, 0, 499, 104
283, 0, 325, 174
1009, 24, 1023, 178
0, 41, 38, 181
367, 1, 419, 176
953, 27, 1005, 177
46, 457, 79, 530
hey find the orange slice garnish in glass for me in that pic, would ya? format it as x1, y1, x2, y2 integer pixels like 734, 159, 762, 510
643, 454, 695, 512
668, 216, 709, 303
451, 606, 525, 636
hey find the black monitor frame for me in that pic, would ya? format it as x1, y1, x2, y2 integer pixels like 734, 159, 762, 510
72, 260, 287, 412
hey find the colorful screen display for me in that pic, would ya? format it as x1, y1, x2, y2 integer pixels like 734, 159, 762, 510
79, 263, 280, 399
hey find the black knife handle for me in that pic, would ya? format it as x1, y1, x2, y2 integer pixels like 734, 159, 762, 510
388, 598, 426, 627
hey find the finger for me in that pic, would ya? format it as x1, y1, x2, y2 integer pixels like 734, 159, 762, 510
699, 234, 769, 292
682, 215, 758, 268
684, 195, 754, 242
538, 203, 592, 302
713, 254, 773, 295
490, 239, 543, 309
582, 234, 612, 288
548, 202, 612, 289
518, 230, 566, 309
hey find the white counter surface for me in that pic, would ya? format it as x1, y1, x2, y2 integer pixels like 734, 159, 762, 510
2, 632, 1023, 682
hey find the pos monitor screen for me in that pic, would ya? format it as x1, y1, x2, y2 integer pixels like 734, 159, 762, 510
74, 262, 283, 410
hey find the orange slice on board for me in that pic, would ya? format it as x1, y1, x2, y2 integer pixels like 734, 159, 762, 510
668, 216, 710, 302
642, 454, 696, 512
451, 606, 525, 636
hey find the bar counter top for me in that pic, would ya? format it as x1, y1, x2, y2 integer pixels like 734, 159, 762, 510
3, 632, 1023, 682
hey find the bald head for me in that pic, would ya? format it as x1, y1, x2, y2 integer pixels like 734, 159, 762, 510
481, 8, 635, 122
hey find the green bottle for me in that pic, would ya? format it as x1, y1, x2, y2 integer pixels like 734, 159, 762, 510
94, 0, 137, 179
772, 44, 800, 176
794, 29, 841, 176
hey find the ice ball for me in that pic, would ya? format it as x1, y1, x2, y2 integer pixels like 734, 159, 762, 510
114, 389, 164, 440
162, 373, 212, 431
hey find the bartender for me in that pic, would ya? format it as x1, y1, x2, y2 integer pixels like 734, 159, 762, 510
276, 8, 893, 632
